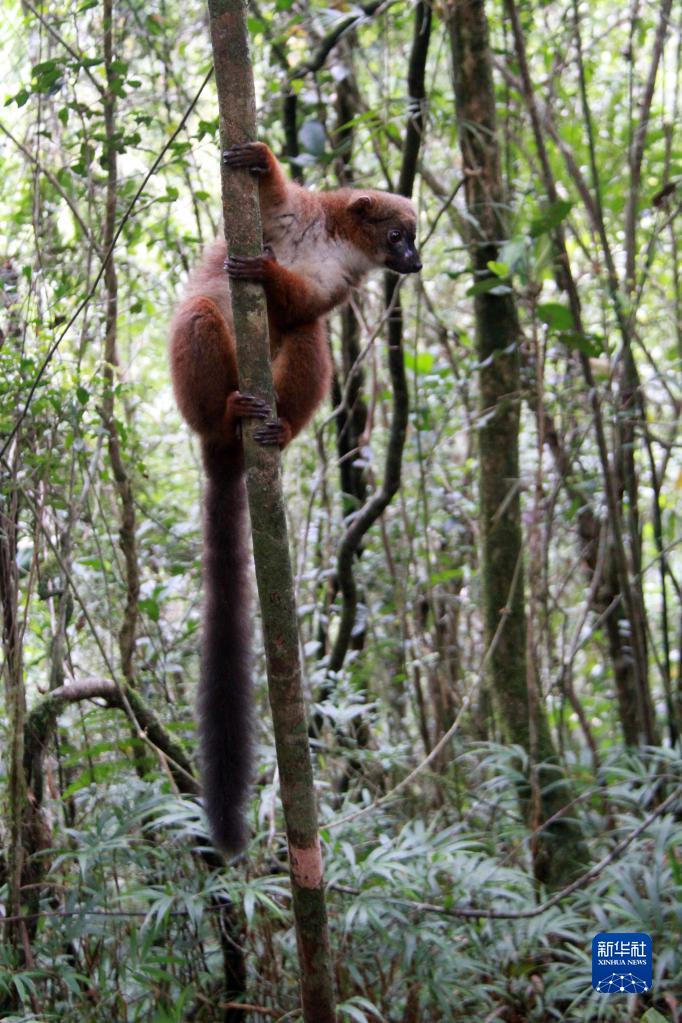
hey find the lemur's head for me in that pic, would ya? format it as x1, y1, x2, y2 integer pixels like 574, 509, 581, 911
347, 192, 422, 274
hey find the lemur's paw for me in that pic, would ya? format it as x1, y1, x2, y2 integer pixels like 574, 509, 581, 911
224, 253, 276, 281
253, 419, 291, 448
227, 391, 270, 420
222, 142, 269, 174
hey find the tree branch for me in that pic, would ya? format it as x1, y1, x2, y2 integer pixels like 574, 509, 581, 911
27, 678, 199, 798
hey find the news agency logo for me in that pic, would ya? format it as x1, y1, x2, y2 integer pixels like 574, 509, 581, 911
592, 933, 652, 994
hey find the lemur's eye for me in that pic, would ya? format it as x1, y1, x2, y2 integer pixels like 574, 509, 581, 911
388, 229, 402, 244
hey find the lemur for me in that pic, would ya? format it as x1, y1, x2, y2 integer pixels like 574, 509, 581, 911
169, 141, 421, 852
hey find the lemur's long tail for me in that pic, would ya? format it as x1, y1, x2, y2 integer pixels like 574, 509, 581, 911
198, 441, 253, 853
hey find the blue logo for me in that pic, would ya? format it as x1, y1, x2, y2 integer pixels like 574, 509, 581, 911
592, 933, 652, 994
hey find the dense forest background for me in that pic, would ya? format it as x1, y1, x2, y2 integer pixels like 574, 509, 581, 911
0, 0, 681, 1020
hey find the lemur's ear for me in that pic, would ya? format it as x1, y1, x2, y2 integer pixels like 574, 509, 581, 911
348, 194, 374, 215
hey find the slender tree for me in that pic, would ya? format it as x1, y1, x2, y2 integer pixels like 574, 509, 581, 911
0, 452, 27, 959
445, 0, 587, 887
329, 0, 432, 673
101, 0, 140, 690
207, 0, 336, 1017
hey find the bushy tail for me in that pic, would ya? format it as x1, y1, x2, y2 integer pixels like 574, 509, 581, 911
198, 441, 253, 853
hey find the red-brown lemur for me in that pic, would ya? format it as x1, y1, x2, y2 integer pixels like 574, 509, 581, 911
169, 142, 421, 852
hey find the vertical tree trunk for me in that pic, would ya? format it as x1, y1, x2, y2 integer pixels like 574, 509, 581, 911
333, 64, 369, 523
328, 0, 431, 674
569, 0, 657, 745
445, 0, 587, 887
0, 459, 27, 955
101, 0, 140, 688
207, 2, 336, 1019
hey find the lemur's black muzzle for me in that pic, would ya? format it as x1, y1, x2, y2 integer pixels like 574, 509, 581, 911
386, 240, 422, 274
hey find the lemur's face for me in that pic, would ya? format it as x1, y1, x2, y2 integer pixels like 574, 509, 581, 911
383, 221, 421, 274
348, 193, 422, 274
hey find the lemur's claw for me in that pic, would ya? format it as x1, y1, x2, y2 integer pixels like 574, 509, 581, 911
224, 254, 275, 281
222, 142, 269, 174
253, 420, 288, 447
229, 392, 270, 420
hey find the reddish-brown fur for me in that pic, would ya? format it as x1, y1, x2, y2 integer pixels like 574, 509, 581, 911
169, 143, 421, 852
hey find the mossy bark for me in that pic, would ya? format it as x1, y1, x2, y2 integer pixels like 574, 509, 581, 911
207, 1, 336, 1017
446, 0, 588, 888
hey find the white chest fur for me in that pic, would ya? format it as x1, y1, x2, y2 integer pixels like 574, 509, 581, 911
263, 200, 371, 301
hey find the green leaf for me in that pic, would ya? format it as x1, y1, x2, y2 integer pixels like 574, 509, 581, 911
248, 15, 265, 33
7, 87, 31, 108
642, 1011, 669, 1023
538, 302, 574, 331
76, 386, 89, 405
467, 277, 512, 297
145, 13, 165, 34
557, 330, 603, 357
487, 260, 509, 278
140, 597, 160, 623
32, 59, 60, 76
404, 350, 435, 374
32, 65, 63, 94
499, 237, 529, 281
431, 568, 463, 584
63, 760, 127, 796
529, 199, 573, 238
338, 1005, 370, 1023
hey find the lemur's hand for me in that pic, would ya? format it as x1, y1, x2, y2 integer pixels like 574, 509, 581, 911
222, 142, 270, 174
